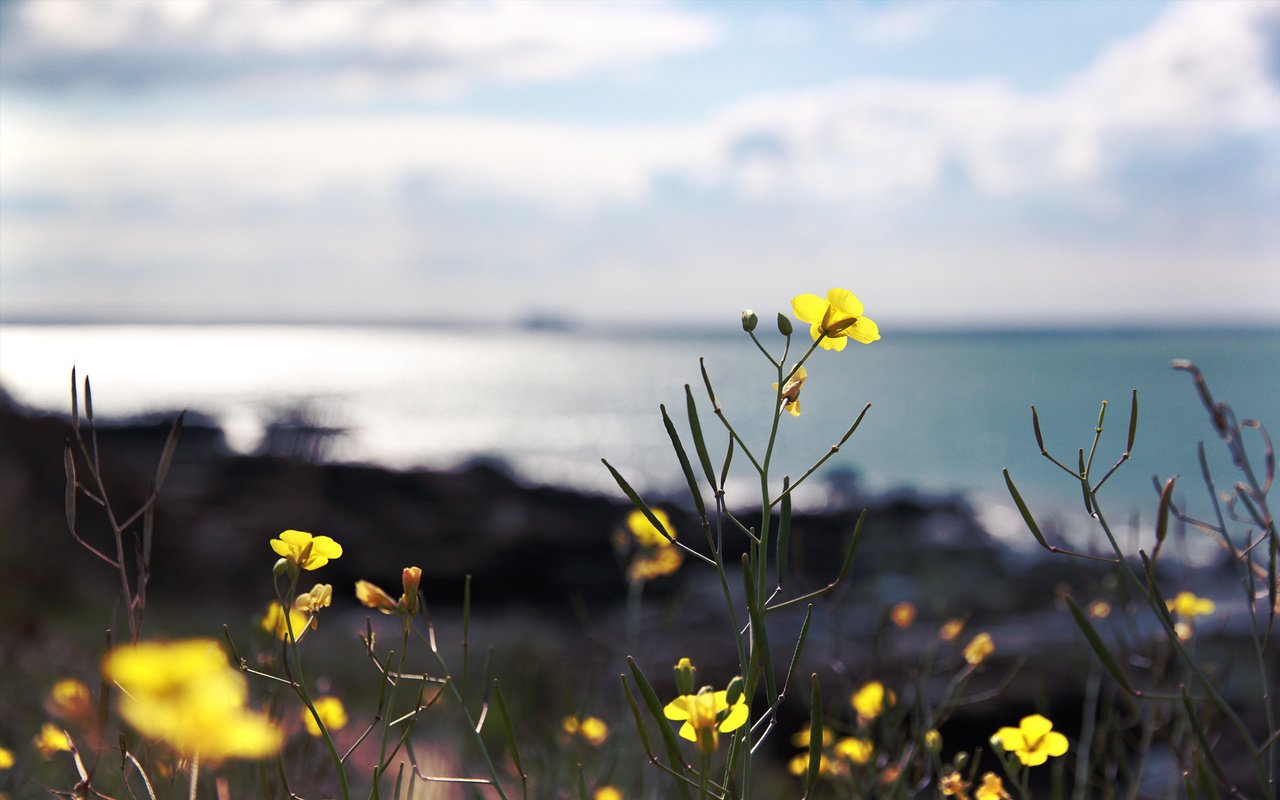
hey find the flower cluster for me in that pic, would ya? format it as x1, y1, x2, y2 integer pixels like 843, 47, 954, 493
786, 726, 874, 778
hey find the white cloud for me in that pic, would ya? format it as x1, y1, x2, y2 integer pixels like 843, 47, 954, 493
849, 1, 952, 45
0, 0, 720, 98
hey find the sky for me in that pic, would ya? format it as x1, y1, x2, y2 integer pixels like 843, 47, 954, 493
1, 0, 1278, 328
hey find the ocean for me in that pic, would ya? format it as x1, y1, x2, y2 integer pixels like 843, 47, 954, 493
1, 323, 1276, 547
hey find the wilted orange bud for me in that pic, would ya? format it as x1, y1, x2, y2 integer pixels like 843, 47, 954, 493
400, 567, 422, 616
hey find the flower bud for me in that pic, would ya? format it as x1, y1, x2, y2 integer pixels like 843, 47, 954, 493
725, 675, 745, 706
776, 313, 793, 336
272, 558, 291, 579
740, 310, 758, 332
400, 566, 422, 617
674, 657, 696, 696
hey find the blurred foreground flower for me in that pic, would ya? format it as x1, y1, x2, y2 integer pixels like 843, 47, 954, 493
594, 788, 622, 800
939, 617, 965, 641
791, 289, 880, 350
992, 713, 1068, 766
851, 680, 895, 722
303, 696, 348, 737
103, 639, 282, 762
270, 529, 343, 572
773, 365, 807, 417
0, 747, 12, 768
34, 724, 71, 757
663, 683, 748, 755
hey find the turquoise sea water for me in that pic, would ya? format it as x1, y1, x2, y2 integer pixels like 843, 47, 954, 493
1, 323, 1276, 542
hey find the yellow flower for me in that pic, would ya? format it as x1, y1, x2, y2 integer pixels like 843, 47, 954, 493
834, 736, 873, 765
103, 639, 283, 762
627, 508, 675, 548
663, 684, 749, 755
303, 696, 348, 737
1166, 591, 1215, 618
963, 632, 995, 665
889, 601, 917, 628
355, 568, 423, 617
850, 680, 894, 721
1088, 600, 1112, 618
594, 788, 623, 800
46, 679, 93, 724
939, 770, 968, 796
772, 365, 807, 417
939, 617, 965, 641
261, 601, 310, 641
34, 724, 71, 757
563, 715, 609, 746
355, 579, 399, 613
975, 772, 1012, 800
0, 747, 13, 769
270, 529, 342, 571
991, 713, 1069, 766
791, 289, 880, 350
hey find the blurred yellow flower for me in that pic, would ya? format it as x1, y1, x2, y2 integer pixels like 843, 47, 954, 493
261, 601, 310, 641
963, 632, 995, 665
890, 601, 917, 628
627, 508, 675, 548
103, 639, 283, 762
975, 772, 1012, 800
270, 529, 342, 571
1175, 621, 1195, 641
563, 715, 609, 746
789, 726, 834, 748
628, 545, 683, 582
1088, 600, 1112, 618
791, 289, 880, 350
303, 696, 348, 738
787, 752, 844, 777
773, 365, 807, 417
46, 679, 92, 724
939, 617, 965, 641
992, 713, 1069, 767
663, 684, 749, 755
834, 736, 873, 765
850, 680, 894, 721
0, 747, 12, 769
294, 583, 333, 613
593, 788, 623, 800
34, 724, 72, 757
1167, 591, 1215, 618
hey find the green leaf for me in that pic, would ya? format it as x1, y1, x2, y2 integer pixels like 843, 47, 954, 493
661, 404, 706, 518
1064, 595, 1135, 696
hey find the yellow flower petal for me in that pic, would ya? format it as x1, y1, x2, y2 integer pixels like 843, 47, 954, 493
303, 696, 348, 737
791, 293, 829, 324
824, 288, 865, 318
355, 580, 399, 613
